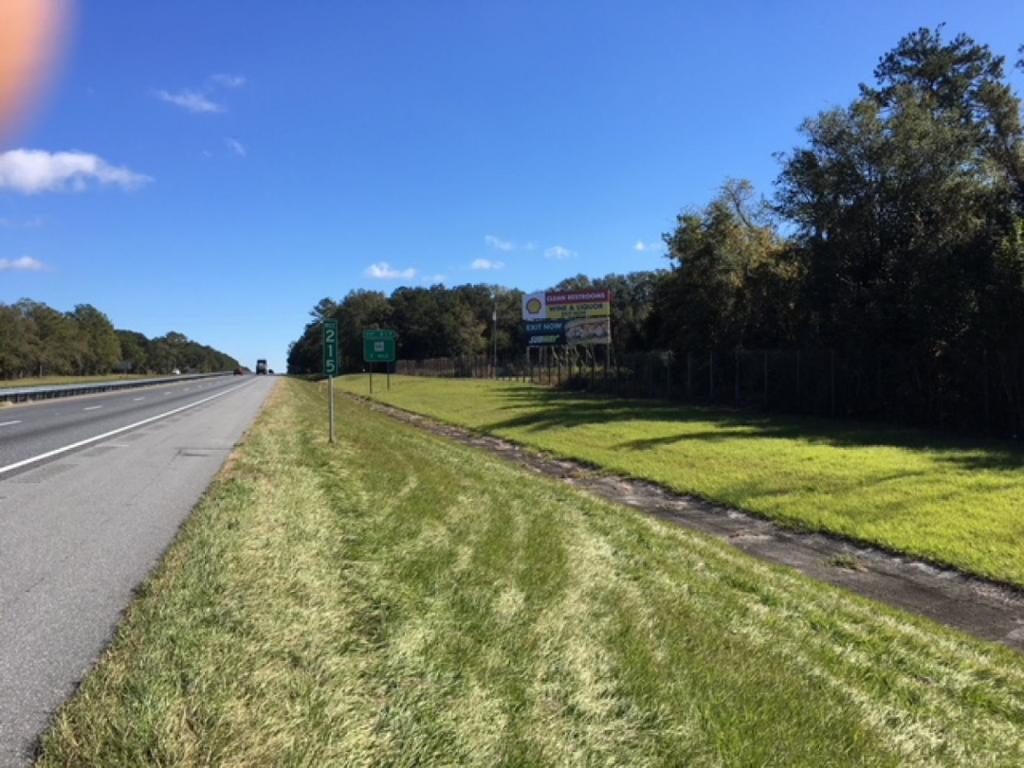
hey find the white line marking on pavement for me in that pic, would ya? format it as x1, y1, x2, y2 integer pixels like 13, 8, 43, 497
133, 397, 145, 401
0, 420, 21, 427
0, 382, 251, 476
83, 406, 103, 411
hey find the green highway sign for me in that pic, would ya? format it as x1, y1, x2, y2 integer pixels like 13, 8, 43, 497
363, 329, 397, 363
323, 319, 339, 375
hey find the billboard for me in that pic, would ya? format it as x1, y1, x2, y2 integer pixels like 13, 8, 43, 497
521, 290, 610, 321
522, 290, 612, 346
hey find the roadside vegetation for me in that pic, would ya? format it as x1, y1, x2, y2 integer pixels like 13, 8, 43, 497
291, 28, 1024, 437
38, 378, 1024, 766
337, 376, 1024, 589
0, 373, 150, 389
0, 299, 238, 379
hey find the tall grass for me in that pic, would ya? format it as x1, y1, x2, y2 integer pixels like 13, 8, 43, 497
38, 379, 1024, 766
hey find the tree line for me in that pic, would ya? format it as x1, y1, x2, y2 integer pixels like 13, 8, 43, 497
286, 271, 663, 376
0, 299, 239, 379
289, 28, 1024, 430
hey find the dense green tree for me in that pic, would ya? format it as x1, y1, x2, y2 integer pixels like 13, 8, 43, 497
655, 180, 794, 351
337, 289, 392, 371
72, 304, 121, 375
115, 330, 150, 372
0, 300, 233, 378
776, 27, 1024, 353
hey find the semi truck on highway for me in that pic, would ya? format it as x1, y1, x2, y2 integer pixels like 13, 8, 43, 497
256, 359, 268, 375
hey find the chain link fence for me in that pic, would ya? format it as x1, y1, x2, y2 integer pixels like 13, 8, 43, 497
396, 347, 1024, 437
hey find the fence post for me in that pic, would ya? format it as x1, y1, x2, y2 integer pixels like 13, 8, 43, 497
687, 352, 692, 400
796, 351, 801, 410
984, 348, 990, 430
831, 350, 836, 416
709, 351, 715, 401
764, 351, 768, 404
735, 350, 740, 401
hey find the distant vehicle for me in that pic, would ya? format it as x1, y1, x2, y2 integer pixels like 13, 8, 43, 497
256, 359, 268, 375
234, 367, 244, 375
171, 368, 181, 375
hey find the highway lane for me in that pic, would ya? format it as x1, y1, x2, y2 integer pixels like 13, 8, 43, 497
0, 374, 278, 766
0, 375, 246, 472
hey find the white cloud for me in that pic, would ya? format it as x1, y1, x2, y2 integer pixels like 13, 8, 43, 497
0, 256, 50, 272
634, 240, 662, 252
225, 137, 246, 157
471, 258, 505, 270
155, 88, 225, 113
0, 149, 152, 194
544, 245, 577, 260
210, 73, 246, 88
485, 235, 514, 251
422, 274, 447, 285
365, 262, 417, 279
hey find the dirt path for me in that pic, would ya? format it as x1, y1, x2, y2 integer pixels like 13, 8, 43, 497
354, 395, 1024, 652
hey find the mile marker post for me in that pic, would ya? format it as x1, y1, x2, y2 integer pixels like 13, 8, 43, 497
323, 319, 339, 443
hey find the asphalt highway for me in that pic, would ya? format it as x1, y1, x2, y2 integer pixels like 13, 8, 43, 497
0, 374, 277, 766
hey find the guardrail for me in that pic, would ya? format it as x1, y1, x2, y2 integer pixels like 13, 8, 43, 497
0, 372, 234, 404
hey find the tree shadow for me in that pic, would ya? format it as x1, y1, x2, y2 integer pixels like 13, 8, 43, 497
481, 386, 1024, 473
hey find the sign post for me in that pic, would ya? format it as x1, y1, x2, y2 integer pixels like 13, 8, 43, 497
323, 319, 338, 442
363, 329, 397, 395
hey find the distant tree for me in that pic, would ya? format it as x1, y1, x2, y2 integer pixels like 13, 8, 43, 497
115, 330, 150, 373
553, 274, 593, 292
72, 304, 120, 374
18, 300, 79, 376
336, 289, 392, 371
655, 180, 793, 352
592, 271, 667, 356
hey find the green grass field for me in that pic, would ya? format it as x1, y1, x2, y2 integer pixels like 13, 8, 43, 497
337, 375, 1024, 588
37, 378, 1024, 766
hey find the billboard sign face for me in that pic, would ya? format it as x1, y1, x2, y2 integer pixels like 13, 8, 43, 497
564, 317, 611, 345
524, 320, 566, 346
524, 318, 611, 346
522, 289, 612, 346
522, 290, 610, 321
522, 292, 547, 321
545, 290, 611, 320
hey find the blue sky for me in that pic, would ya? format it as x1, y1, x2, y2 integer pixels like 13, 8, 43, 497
2, 1, 1024, 371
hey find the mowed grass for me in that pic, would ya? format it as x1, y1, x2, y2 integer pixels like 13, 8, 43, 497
37, 378, 1024, 766
0, 374, 150, 389
337, 375, 1024, 588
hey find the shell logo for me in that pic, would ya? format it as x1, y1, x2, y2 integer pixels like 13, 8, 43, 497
522, 291, 547, 320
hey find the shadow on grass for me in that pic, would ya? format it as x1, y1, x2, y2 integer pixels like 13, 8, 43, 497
481, 385, 1024, 473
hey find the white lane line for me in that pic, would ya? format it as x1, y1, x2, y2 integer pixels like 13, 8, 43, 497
83, 405, 103, 411
163, 392, 172, 396
0, 420, 22, 427
133, 397, 145, 402
0, 381, 251, 476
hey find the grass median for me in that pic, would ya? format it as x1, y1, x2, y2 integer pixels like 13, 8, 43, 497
0, 374, 150, 389
337, 375, 1024, 589
38, 378, 1024, 766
